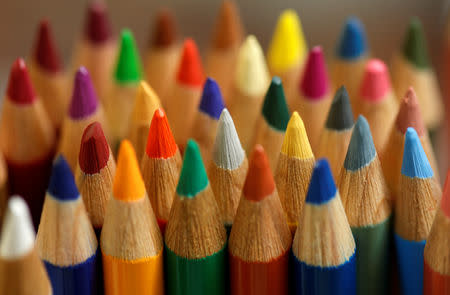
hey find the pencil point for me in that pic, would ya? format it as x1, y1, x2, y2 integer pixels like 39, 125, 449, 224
146, 108, 177, 159
48, 155, 79, 201
199, 78, 225, 120
442, 171, 450, 218
113, 140, 146, 201
267, 9, 307, 72
360, 59, 391, 102
402, 18, 429, 69
243, 144, 275, 201
211, 0, 243, 49
300, 46, 330, 100
151, 8, 177, 47
262, 77, 290, 131
235, 35, 270, 96
33, 19, 62, 73
176, 139, 208, 197
176, 38, 204, 87
133, 81, 161, 122
6, 58, 36, 104
325, 86, 354, 130
336, 17, 367, 59
213, 109, 245, 169
395, 87, 426, 136
114, 29, 142, 84
401, 127, 433, 178
0, 196, 35, 258
281, 112, 313, 159
306, 159, 337, 205
84, 1, 113, 44
69, 67, 99, 119
79, 122, 110, 174
344, 115, 376, 171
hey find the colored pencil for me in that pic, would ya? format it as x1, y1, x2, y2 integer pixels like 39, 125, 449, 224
228, 35, 270, 151
267, 9, 307, 103
292, 159, 356, 295
291, 46, 333, 152
229, 144, 292, 295
274, 111, 314, 234
355, 59, 398, 152
127, 80, 161, 161
0, 58, 55, 229
394, 127, 441, 295
165, 139, 227, 295
338, 115, 392, 295
381, 87, 439, 199
36, 155, 99, 295
208, 108, 248, 232
205, 0, 244, 101
105, 29, 143, 148
316, 86, 354, 179
144, 8, 180, 102
330, 17, 368, 101
141, 108, 182, 234
75, 121, 116, 237
424, 171, 450, 294
0, 154, 7, 230
29, 19, 69, 133
0, 196, 52, 295
251, 76, 290, 172
166, 39, 205, 150
191, 77, 225, 166
71, 0, 116, 104
391, 18, 444, 131
58, 67, 109, 171
101, 140, 164, 295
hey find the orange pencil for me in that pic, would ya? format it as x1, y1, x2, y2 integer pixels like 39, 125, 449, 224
71, 0, 117, 104
166, 39, 205, 149
101, 140, 164, 295
205, 0, 244, 101
144, 8, 180, 102
141, 109, 182, 234
29, 20, 69, 133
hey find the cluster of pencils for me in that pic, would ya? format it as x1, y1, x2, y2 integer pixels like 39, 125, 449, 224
0, 0, 449, 294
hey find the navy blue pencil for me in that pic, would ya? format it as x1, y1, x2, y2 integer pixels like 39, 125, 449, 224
36, 155, 99, 295
292, 159, 356, 295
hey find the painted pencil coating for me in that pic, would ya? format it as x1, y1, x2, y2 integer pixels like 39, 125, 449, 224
103, 250, 164, 295
165, 245, 226, 295
424, 261, 450, 294
394, 235, 425, 295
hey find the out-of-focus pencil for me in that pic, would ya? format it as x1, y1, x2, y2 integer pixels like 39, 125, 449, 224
267, 9, 307, 103
127, 81, 161, 161
229, 144, 291, 295
141, 108, 182, 234
166, 39, 205, 150
165, 139, 227, 295
228, 35, 270, 152
102, 140, 164, 295
29, 19, 69, 133
395, 128, 441, 295
0, 154, 7, 230
330, 17, 368, 101
338, 115, 392, 295
0, 196, 52, 295
0, 58, 55, 229
208, 108, 248, 233
205, 0, 244, 101
316, 86, 354, 179
275, 111, 314, 234
36, 155, 99, 295
191, 77, 225, 166
58, 67, 109, 171
145, 8, 180, 102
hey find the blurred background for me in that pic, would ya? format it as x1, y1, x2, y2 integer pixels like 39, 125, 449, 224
0, 0, 446, 93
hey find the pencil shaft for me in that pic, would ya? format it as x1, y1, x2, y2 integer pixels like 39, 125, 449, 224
424, 260, 450, 294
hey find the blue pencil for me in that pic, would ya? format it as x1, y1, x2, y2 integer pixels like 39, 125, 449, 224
292, 158, 356, 295
394, 128, 441, 295
36, 155, 99, 295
